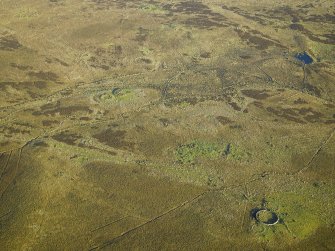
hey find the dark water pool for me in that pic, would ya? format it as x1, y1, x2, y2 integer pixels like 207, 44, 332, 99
295, 52, 313, 64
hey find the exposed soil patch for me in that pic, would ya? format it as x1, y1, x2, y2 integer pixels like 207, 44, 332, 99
0, 126, 30, 135
239, 55, 251, 59
159, 118, 170, 127
200, 52, 211, 58
28, 71, 59, 81
298, 107, 323, 122
135, 27, 149, 43
164, 95, 226, 107
0, 141, 9, 147
266, 106, 325, 123
139, 58, 152, 64
79, 143, 117, 155
93, 128, 134, 150
79, 117, 91, 121
0, 35, 22, 51
33, 102, 93, 116
88, 46, 124, 70
29, 140, 49, 148
163, 1, 228, 29
324, 103, 335, 109
45, 57, 69, 67
183, 16, 228, 29
216, 69, 225, 86
164, 1, 212, 15
228, 101, 241, 111
267, 107, 305, 123
304, 83, 321, 97
303, 14, 335, 24
51, 131, 116, 155
0, 81, 47, 91
324, 120, 335, 124
216, 116, 232, 125
289, 23, 305, 31
252, 101, 264, 108
88, 0, 140, 10
242, 89, 270, 100
10, 63, 33, 71
42, 120, 59, 126
294, 98, 308, 105
263, 6, 306, 22
221, 4, 268, 25
289, 22, 335, 45
52, 131, 82, 145
235, 29, 280, 50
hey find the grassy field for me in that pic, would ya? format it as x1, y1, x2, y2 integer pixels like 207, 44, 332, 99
0, 0, 334, 250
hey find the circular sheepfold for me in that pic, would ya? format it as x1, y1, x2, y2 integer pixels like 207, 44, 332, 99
255, 209, 279, 225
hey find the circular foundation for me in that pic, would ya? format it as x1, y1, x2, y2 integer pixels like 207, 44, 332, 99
255, 209, 279, 225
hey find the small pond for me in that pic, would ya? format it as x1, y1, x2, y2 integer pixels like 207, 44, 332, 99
295, 52, 313, 64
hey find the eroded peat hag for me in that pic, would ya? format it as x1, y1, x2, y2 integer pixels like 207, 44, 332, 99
0, 0, 334, 250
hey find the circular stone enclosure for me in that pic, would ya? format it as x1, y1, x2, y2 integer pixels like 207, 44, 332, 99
255, 209, 279, 225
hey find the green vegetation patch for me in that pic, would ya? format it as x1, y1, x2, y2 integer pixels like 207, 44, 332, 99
114, 89, 135, 101
267, 192, 322, 239
175, 141, 249, 164
175, 141, 222, 164
225, 143, 249, 161
178, 101, 191, 108
95, 88, 135, 103
252, 183, 335, 246
309, 41, 335, 62
139, 4, 166, 14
